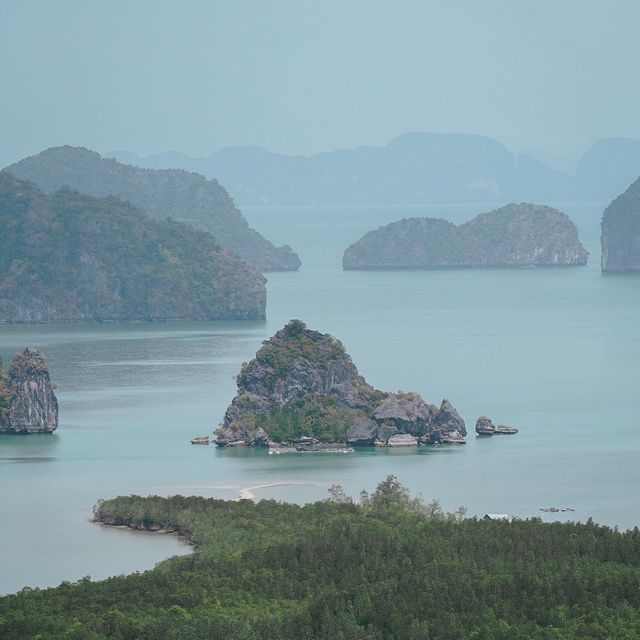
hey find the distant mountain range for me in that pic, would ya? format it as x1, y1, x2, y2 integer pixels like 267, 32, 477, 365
108, 133, 640, 206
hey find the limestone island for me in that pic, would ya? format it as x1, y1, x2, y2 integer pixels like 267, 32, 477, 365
0, 348, 58, 433
7, 146, 300, 272
343, 203, 588, 269
601, 176, 640, 272
0, 172, 265, 323
214, 319, 468, 451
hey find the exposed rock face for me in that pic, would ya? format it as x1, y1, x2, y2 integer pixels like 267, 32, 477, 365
0, 349, 58, 433
0, 173, 266, 323
215, 320, 467, 446
343, 203, 588, 269
373, 392, 438, 435
601, 177, 640, 272
386, 434, 419, 447
7, 146, 300, 272
346, 418, 378, 445
476, 416, 496, 435
475, 416, 518, 436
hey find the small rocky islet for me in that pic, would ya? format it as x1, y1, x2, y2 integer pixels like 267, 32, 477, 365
0, 348, 58, 434
213, 320, 515, 451
601, 176, 640, 272
343, 202, 588, 269
475, 416, 518, 436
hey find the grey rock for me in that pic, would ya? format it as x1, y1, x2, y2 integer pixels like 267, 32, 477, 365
346, 418, 378, 445
475, 417, 518, 436
476, 416, 496, 435
386, 434, 419, 447
292, 435, 319, 445
441, 430, 466, 444
0, 349, 58, 434
375, 424, 401, 444
428, 398, 468, 442
373, 392, 439, 437
494, 425, 519, 435
436, 399, 466, 435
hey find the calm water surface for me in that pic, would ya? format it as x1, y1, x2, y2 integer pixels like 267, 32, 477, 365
2, 202, 639, 595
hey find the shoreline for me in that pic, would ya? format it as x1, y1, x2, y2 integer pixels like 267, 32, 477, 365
93, 520, 196, 550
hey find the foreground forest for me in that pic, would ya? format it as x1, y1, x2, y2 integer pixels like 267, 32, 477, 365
2, 478, 640, 639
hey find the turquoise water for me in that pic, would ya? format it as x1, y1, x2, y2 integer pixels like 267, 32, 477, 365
2, 202, 640, 595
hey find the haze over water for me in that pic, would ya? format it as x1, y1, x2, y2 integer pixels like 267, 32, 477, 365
1, 201, 639, 595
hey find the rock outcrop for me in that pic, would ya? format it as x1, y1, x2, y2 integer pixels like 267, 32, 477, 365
0, 349, 58, 433
475, 416, 518, 436
215, 319, 467, 447
343, 203, 588, 269
6, 146, 300, 272
601, 177, 640, 272
0, 173, 266, 322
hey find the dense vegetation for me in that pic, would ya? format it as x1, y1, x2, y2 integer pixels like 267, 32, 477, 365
2, 477, 640, 639
236, 319, 348, 388
254, 394, 361, 442
343, 203, 588, 269
0, 172, 266, 322
6, 146, 300, 271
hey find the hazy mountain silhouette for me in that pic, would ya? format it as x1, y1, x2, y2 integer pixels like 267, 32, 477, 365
108, 133, 640, 206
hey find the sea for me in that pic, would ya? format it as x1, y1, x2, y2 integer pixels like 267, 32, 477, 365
2, 201, 639, 595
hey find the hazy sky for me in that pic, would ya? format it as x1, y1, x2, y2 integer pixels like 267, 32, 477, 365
1, 0, 639, 167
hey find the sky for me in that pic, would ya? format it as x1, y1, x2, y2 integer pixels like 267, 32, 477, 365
1, 0, 639, 167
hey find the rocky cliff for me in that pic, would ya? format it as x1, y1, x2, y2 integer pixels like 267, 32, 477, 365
0, 173, 266, 322
343, 203, 588, 269
0, 349, 58, 433
6, 146, 300, 272
601, 177, 640, 272
215, 319, 466, 446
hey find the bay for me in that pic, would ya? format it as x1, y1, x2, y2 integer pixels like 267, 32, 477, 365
2, 201, 639, 595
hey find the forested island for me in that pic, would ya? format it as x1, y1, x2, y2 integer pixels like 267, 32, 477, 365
601, 176, 640, 272
216, 319, 469, 448
0, 348, 58, 433
6, 146, 300, 272
343, 203, 588, 269
2, 477, 640, 638
0, 173, 266, 322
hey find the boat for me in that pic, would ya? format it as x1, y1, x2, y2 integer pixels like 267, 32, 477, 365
191, 436, 210, 445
